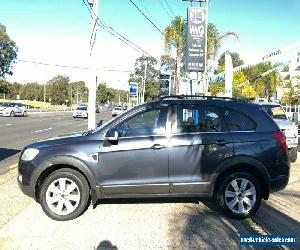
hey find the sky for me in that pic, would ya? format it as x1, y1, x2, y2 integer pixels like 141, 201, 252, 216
1, 0, 300, 90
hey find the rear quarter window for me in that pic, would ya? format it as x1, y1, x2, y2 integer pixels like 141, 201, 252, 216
223, 108, 257, 131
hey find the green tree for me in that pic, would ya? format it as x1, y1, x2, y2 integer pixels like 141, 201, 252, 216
129, 55, 160, 101
69, 81, 88, 104
6, 82, 21, 99
46, 75, 70, 105
160, 54, 176, 74
216, 51, 244, 73
0, 23, 18, 78
208, 82, 224, 96
163, 16, 185, 94
19, 82, 43, 101
96, 83, 108, 103
233, 72, 256, 99
0, 80, 9, 97
145, 78, 159, 101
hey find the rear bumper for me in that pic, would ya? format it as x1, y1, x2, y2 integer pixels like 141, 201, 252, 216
269, 175, 289, 193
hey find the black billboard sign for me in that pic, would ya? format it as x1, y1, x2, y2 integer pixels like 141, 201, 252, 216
159, 74, 171, 96
186, 7, 207, 72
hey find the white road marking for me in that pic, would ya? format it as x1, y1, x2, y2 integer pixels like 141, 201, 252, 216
33, 127, 52, 133
6, 124, 12, 126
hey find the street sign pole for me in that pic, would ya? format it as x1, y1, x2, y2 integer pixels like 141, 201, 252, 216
87, 0, 98, 130
184, 0, 209, 95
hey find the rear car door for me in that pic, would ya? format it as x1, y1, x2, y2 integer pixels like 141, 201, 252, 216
169, 104, 233, 194
98, 105, 170, 195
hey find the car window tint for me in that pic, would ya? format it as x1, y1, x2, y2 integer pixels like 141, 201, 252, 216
115, 107, 167, 137
176, 105, 223, 133
224, 109, 256, 131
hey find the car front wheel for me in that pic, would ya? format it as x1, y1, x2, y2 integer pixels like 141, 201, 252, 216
216, 172, 262, 219
39, 168, 90, 221
10, 111, 15, 117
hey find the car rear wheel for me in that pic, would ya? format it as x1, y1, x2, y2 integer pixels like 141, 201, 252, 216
39, 168, 90, 221
10, 111, 15, 117
289, 147, 297, 163
216, 172, 262, 219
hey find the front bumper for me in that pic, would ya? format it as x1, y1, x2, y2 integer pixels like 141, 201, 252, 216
17, 160, 37, 199
73, 113, 88, 118
0, 111, 10, 117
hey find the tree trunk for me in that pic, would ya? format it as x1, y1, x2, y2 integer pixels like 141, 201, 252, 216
175, 48, 181, 94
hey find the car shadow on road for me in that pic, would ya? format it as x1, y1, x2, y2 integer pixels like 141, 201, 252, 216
255, 200, 300, 249
167, 198, 248, 249
0, 148, 21, 161
94, 197, 250, 249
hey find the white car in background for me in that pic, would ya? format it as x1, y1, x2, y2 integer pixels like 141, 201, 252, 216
112, 106, 123, 117
73, 106, 88, 119
259, 102, 299, 162
0, 102, 27, 117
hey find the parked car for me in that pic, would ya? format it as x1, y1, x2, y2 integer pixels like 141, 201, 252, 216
73, 106, 88, 118
111, 106, 123, 117
258, 102, 298, 162
0, 102, 27, 117
18, 96, 290, 221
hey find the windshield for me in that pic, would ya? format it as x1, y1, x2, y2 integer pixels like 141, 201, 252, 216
262, 105, 287, 120
76, 106, 87, 111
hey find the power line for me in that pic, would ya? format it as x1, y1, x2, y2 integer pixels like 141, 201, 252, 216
157, 0, 173, 19
81, 0, 153, 57
137, 0, 162, 30
17, 59, 132, 72
163, 0, 175, 17
129, 0, 163, 34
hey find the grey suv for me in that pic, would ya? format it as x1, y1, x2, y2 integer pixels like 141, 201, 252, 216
18, 96, 290, 221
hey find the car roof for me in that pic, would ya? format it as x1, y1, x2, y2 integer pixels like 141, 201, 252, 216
255, 102, 281, 106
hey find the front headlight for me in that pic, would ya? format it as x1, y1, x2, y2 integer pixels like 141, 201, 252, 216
21, 148, 39, 161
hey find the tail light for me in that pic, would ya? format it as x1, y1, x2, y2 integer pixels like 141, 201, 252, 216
273, 131, 288, 151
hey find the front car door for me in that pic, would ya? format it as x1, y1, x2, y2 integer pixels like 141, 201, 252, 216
98, 104, 170, 196
169, 103, 233, 195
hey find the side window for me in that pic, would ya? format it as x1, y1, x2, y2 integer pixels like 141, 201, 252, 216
176, 105, 223, 133
115, 107, 167, 137
224, 109, 256, 131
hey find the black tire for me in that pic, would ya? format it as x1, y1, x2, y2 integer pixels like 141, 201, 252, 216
215, 172, 262, 220
39, 168, 91, 221
10, 111, 15, 117
23, 111, 27, 117
289, 147, 297, 163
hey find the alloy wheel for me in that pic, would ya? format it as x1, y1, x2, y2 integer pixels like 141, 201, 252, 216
224, 178, 256, 214
45, 178, 81, 216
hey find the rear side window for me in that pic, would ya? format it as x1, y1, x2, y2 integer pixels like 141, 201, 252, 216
224, 108, 257, 131
175, 105, 224, 133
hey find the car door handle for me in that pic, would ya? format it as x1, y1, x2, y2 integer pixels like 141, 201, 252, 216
151, 144, 165, 150
216, 140, 228, 146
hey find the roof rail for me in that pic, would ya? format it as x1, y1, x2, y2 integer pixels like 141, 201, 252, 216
157, 95, 251, 102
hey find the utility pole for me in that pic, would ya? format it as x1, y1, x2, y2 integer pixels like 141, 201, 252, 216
43, 83, 46, 103
87, 0, 98, 130
142, 60, 147, 103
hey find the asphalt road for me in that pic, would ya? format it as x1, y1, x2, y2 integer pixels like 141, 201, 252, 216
0, 110, 112, 173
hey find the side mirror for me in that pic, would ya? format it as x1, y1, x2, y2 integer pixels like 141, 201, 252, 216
105, 128, 119, 141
